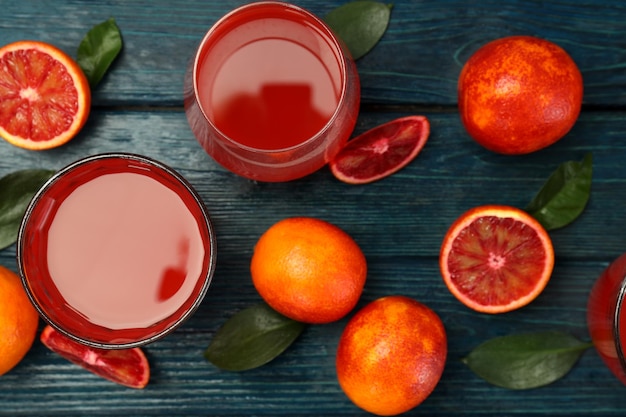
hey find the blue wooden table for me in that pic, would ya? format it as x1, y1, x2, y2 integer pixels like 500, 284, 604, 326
1, 1, 626, 415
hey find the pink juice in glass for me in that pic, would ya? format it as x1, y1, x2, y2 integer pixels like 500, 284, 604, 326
18, 153, 216, 349
587, 253, 626, 384
184, 1, 360, 182
199, 37, 338, 151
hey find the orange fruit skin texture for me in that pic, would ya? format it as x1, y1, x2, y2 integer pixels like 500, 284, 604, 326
0, 265, 39, 375
251, 217, 367, 324
0, 40, 91, 150
439, 205, 554, 314
336, 296, 447, 416
458, 35, 583, 155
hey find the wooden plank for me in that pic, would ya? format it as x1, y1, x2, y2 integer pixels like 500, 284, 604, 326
0, 110, 620, 261
1, 1, 625, 106
0, 258, 619, 415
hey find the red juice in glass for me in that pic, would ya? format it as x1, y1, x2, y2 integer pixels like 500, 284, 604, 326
17, 153, 216, 349
587, 253, 626, 384
184, 1, 360, 182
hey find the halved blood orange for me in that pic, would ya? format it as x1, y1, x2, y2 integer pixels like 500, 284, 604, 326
329, 115, 430, 184
0, 40, 91, 150
40, 325, 150, 389
439, 205, 554, 314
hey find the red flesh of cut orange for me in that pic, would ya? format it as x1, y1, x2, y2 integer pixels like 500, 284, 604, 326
40, 325, 150, 389
330, 115, 430, 184
439, 205, 554, 314
0, 40, 90, 150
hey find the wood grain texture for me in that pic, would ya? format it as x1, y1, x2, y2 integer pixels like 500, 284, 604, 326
1, 0, 626, 415
2, 1, 626, 107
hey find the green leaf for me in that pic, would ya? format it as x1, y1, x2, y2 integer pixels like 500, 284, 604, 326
462, 331, 593, 390
204, 302, 306, 371
525, 153, 592, 231
0, 169, 56, 250
77, 18, 123, 88
324, 1, 392, 60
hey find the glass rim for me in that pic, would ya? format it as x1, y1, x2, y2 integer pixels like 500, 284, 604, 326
191, 0, 351, 154
16, 152, 217, 349
614, 273, 626, 373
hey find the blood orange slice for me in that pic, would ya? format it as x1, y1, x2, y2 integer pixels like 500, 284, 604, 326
329, 115, 430, 184
40, 325, 150, 389
439, 205, 554, 314
0, 40, 91, 150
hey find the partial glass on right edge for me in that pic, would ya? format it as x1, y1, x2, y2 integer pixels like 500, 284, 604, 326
587, 253, 626, 384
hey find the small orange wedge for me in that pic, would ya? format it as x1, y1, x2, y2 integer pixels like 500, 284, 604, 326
330, 115, 430, 184
41, 325, 150, 389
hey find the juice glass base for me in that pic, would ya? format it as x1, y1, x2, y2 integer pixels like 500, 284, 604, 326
17, 153, 217, 349
183, 1, 360, 182
587, 253, 626, 384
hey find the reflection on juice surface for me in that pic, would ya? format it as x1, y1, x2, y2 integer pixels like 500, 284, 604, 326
46, 172, 205, 329
587, 253, 626, 385
19, 154, 215, 348
202, 36, 341, 150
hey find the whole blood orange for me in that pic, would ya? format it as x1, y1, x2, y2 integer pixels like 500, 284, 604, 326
0, 265, 39, 375
0, 40, 91, 150
336, 296, 447, 416
440, 205, 554, 313
330, 115, 430, 184
40, 325, 150, 389
250, 217, 367, 324
458, 36, 583, 154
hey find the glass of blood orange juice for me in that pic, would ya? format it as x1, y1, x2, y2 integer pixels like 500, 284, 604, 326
17, 153, 216, 349
587, 253, 626, 384
184, 1, 360, 182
